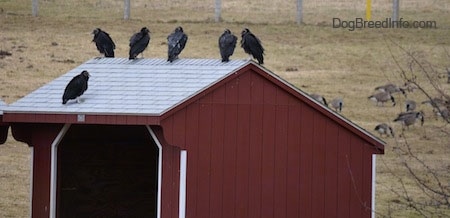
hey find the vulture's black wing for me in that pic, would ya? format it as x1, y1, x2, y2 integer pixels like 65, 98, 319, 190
241, 29, 264, 64
167, 27, 188, 62
129, 27, 150, 59
62, 71, 90, 104
92, 29, 115, 58
219, 30, 237, 62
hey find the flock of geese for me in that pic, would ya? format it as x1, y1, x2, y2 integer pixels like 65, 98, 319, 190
310, 82, 450, 139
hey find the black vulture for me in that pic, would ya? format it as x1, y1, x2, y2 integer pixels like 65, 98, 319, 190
62, 70, 90, 104
91, 28, 115, 57
129, 27, 151, 60
240, 28, 264, 65
167, 26, 188, 62
218, 29, 237, 62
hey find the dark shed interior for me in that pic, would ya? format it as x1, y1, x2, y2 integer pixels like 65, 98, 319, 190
56, 125, 159, 217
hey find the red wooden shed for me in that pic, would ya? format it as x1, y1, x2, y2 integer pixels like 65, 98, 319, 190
4, 58, 384, 218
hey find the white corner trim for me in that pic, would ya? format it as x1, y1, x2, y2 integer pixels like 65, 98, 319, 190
179, 150, 187, 218
146, 126, 163, 218
372, 155, 377, 218
29, 147, 34, 218
50, 124, 71, 218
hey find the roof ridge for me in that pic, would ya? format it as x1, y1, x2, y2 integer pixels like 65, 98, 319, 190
85, 57, 249, 66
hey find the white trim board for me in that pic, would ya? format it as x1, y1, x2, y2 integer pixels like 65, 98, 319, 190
179, 150, 187, 218
372, 155, 377, 218
50, 124, 71, 218
147, 126, 163, 218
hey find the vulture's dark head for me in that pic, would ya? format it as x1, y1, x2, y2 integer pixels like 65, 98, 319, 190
81, 70, 90, 79
241, 28, 250, 36
92, 28, 101, 35
175, 26, 184, 33
224, 29, 232, 34
141, 27, 150, 34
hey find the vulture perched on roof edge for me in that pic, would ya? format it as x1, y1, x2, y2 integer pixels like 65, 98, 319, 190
218, 29, 238, 62
129, 27, 151, 60
62, 70, 90, 105
92, 28, 116, 57
167, 26, 188, 63
240, 28, 264, 65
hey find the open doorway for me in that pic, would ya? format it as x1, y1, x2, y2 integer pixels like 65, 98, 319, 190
56, 125, 159, 217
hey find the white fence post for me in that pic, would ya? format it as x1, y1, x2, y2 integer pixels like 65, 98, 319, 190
32, 0, 38, 17
124, 0, 130, 20
296, 0, 303, 24
392, 0, 399, 21
215, 0, 222, 22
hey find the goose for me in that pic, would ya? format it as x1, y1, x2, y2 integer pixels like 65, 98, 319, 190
433, 106, 449, 121
330, 97, 343, 112
421, 97, 448, 108
393, 111, 424, 129
368, 92, 396, 106
374, 123, 394, 137
310, 93, 328, 106
405, 99, 417, 112
374, 83, 406, 96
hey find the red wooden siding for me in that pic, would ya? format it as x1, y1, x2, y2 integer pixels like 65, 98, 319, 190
160, 70, 380, 218
154, 127, 180, 218
10, 124, 64, 218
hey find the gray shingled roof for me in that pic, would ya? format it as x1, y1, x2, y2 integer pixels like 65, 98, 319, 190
5, 58, 249, 115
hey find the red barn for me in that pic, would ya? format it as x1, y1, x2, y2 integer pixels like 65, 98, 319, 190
4, 58, 384, 218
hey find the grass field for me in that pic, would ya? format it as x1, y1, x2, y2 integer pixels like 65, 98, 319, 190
1, 0, 449, 217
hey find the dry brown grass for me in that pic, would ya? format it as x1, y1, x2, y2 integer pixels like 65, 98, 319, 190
1, 0, 449, 217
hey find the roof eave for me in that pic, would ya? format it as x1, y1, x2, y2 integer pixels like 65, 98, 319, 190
3, 111, 162, 126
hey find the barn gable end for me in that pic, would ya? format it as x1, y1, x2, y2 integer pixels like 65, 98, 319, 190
159, 63, 383, 218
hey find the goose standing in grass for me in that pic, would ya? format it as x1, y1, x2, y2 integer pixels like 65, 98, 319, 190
330, 97, 343, 112
374, 123, 394, 137
368, 92, 396, 106
310, 93, 328, 106
393, 111, 424, 129
405, 99, 417, 112
434, 105, 450, 121
374, 83, 406, 96
421, 97, 448, 108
